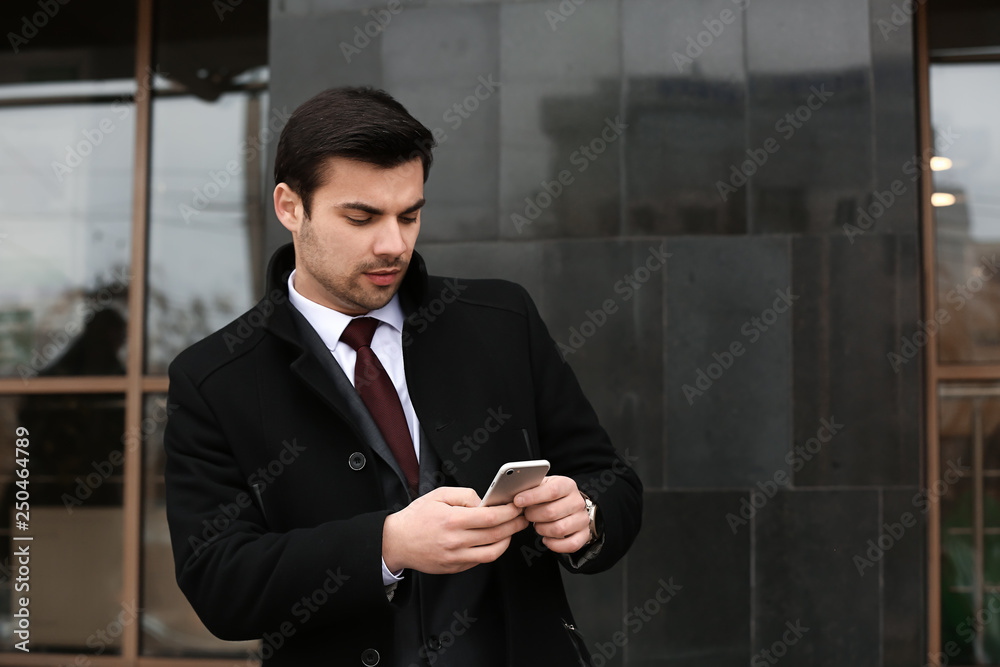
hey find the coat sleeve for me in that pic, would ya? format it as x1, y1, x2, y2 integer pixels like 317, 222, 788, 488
164, 360, 398, 641
517, 285, 644, 574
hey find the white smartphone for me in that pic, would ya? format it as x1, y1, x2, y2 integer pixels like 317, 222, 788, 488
479, 459, 550, 507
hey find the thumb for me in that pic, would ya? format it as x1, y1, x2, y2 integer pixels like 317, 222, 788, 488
425, 485, 481, 508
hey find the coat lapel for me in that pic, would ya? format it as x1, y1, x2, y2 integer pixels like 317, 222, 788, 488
286, 303, 411, 493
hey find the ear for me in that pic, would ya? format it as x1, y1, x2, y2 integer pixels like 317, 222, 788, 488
274, 183, 304, 233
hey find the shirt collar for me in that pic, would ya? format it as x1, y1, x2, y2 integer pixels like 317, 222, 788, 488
287, 269, 404, 351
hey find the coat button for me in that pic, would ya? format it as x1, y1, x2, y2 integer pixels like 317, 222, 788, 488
361, 648, 380, 665
349, 452, 366, 470
427, 635, 442, 651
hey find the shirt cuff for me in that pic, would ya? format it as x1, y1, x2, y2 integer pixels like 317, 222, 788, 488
381, 557, 404, 586
382, 558, 404, 601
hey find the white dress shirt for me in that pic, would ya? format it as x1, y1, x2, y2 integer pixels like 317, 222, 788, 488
287, 270, 415, 586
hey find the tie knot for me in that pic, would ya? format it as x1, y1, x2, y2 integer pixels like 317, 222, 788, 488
341, 317, 380, 351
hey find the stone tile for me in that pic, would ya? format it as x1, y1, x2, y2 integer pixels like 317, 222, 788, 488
627, 491, 750, 666
792, 234, 920, 487
623, 0, 747, 235
745, 0, 873, 233
754, 490, 880, 667
665, 236, 792, 488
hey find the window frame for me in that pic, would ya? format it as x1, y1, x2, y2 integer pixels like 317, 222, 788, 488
0, 0, 259, 662
921, 1, 1000, 661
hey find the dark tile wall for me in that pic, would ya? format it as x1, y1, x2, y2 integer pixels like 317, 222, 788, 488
268, 0, 924, 663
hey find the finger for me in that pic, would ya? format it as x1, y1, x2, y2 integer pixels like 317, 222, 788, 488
531, 511, 589, 540
466, 535, 514, 564
427, 485, 482, 508
514, 475, 574, 508
454, 502, 524, 530
465, 516, 530, 548
541, 529, 591, 554
523, 493, 584, 524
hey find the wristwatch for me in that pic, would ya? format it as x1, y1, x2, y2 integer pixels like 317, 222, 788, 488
580, 491, 601, 545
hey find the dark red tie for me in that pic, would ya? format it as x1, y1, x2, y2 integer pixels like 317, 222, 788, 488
341, 317, 420, 497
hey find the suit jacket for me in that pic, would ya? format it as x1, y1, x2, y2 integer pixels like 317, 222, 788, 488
164, 243, 643, 665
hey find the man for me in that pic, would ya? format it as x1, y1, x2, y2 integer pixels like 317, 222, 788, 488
164, 87, 642, 666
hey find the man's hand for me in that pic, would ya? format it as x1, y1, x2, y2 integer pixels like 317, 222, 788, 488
513, 476, 591, 554
382, 486, 529, 575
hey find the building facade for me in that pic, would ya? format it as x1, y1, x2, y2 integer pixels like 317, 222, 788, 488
0, 0, 998, 664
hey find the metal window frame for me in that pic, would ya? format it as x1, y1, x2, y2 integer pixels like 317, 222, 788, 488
922, 1, 1000, 661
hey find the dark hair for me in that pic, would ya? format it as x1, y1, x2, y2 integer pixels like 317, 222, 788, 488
274, 87, 436, 217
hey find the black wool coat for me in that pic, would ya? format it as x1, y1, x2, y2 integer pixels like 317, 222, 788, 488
164, 243, 643, 665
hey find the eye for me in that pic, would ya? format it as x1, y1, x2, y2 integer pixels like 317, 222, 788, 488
400, 216, 419, 224
346, 217, 371, 224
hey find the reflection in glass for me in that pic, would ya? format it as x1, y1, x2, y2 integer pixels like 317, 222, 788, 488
0, 102, 134, 379
143, 0, 269, 374
0, 394, 124, 652
0, 0, 137, 379
145, 91, 267, 374
939, 387, 1000, 663
141, 395, 258, 657
932, 63, 1000, 363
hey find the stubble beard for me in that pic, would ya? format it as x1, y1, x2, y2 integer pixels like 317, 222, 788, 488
299, 214, 408, 313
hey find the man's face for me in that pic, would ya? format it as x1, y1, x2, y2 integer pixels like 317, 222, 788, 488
283, 156, 425, 315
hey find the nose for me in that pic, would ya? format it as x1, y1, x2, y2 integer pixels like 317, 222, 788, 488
373, 218, 408, 258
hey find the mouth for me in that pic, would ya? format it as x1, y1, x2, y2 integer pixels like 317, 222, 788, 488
363, 269, 400, 287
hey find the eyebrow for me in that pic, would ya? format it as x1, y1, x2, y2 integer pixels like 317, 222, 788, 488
337, 198, 426, 216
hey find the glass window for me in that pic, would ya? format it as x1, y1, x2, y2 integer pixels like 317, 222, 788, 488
0, 394, 125, 652
145, 89, 268, 374
0, 0, 270, 659
0, 0, 137, 380
932, 63, 1000, 364
144, 0, 269, 374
